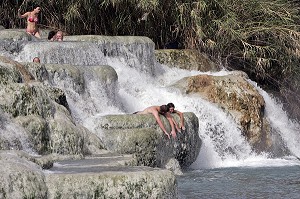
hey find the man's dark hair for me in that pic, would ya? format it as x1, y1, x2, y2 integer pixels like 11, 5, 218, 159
48, 30, 56, 40
160, 105, 169, 114
167, 103, 175, 109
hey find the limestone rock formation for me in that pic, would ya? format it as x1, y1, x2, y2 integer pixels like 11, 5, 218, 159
0, 29, 34, 41
13, 34, 156, 75
0, 150, 177, 199
0, 151, 48, 199
0, 56, 105, 155
0, 29, 37, 59
171, 73, 272, 152
0, 53, 199, 198
46, 160, 177, 199
155, 49, 219, 72
92, 112, 201, 168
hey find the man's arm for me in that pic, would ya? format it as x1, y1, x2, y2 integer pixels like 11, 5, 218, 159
152, 112, 170, 139
175, 110, 185, 130
165, 112, 176, 138
171, 117, 181, 132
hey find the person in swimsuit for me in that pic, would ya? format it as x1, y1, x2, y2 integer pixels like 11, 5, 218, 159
18, 7, 41, 38
167, 103, 185, 132
134, 105, 177, 139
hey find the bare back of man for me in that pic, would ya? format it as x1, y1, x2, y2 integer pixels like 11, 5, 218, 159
136, 106, 161, 115
134, 105, 176, 139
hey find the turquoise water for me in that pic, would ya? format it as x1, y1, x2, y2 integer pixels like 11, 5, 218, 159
178, 165, 300, 199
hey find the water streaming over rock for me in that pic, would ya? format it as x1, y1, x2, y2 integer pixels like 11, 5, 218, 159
250, 81, 300, 158
2, 36, 300, 169
0, 109, 34, 153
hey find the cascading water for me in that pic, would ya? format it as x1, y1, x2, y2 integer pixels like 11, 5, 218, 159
3, 38, 300, 169
15, 42, 107, 66
0, 110, 34, 153
250, 80, 300, 158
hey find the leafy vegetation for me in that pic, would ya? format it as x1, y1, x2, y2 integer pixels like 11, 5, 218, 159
1, 0, 300, 119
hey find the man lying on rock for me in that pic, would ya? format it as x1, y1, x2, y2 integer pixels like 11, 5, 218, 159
133, 105, 176, 139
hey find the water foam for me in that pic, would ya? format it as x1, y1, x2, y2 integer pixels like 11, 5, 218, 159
4, 39, 300, 169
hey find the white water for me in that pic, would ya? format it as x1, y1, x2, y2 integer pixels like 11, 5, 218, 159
250, 81, 300, 158
0, 110, 34, 153
5, 40, 300, 169
73, 56, 300, 169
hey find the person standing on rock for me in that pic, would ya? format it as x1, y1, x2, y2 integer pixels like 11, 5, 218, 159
133, 105, 176, 139
167, 103, 185, 132
18, 6, 41, 38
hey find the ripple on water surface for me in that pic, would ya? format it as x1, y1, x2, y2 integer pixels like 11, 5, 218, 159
178, 165, 300, 199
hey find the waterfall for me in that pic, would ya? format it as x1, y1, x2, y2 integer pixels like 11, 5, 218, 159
15, 42, 107, 66
0, 110, 34, 153
250, 81, 300, 158
2, 37, 300, 168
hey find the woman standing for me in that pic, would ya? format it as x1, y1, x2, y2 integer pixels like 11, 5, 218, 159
18, 7, 41, 38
